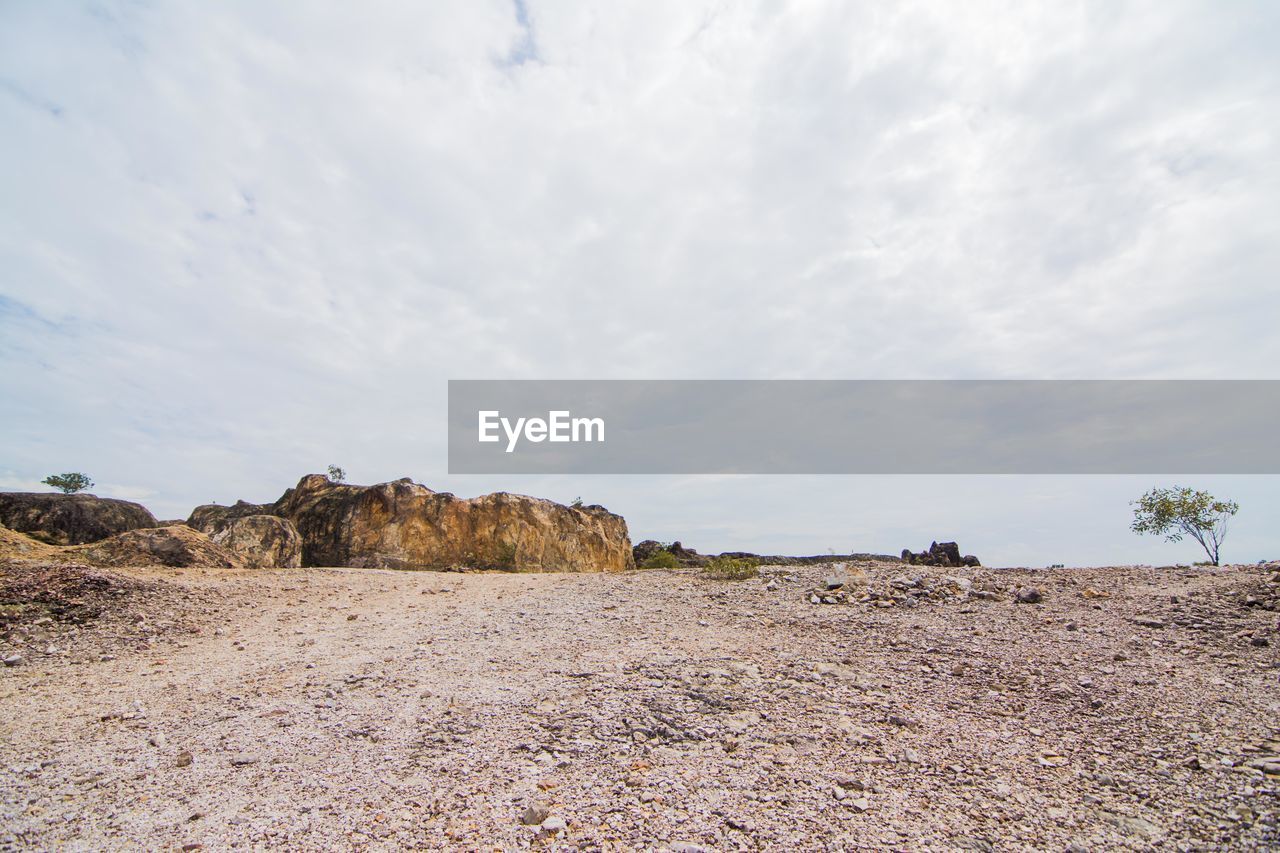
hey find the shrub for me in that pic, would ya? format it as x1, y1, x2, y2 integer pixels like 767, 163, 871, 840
43, 473, 93, 494
327, 465, 346, 483
704, 555, 760, 581
638, 550, 679, 569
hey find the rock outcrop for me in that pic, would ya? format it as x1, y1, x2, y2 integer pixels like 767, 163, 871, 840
270, 475, 633, 571
210, 515, 302, 569
186, 500, 275, 535
633, 540, 708, 567
71, 526, 242, 569
0, 492, 158, 546
901, 541, 980, 568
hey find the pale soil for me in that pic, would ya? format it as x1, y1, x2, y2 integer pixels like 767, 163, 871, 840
1, 560, 1279, 851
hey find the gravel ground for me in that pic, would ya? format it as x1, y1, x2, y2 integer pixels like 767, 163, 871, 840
1, 559, 1279, 851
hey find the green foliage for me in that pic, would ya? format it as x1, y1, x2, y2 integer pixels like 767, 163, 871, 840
638, 549, 679, 569
43, 473, 93, 494
1131, 486, 1239, 566
570, 496, 584, 509
327, 465, 346, 483
703, 555, 760, 581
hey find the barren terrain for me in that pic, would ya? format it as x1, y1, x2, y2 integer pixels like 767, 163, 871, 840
2, 559, 1279, 850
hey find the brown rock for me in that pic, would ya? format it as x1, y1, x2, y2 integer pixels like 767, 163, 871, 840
70, 526, 242, 569
186, 500, 275, 535
0, 492, 158, 546
210, 515, 302, 569
272, 475, 633, 572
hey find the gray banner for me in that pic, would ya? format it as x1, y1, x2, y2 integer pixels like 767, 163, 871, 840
447, 380, 1280, 474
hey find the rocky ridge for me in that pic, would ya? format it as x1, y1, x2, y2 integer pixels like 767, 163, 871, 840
0, 492, 158, 546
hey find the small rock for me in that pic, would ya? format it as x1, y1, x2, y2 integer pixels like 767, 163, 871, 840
520, 804, 549, 825
2, 655, 23, 667
176, 751, 193, 768
540, 815, 566, 834
1015, 587, 1043, 604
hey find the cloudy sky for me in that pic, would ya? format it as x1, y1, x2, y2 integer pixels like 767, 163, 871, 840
2, 1, 1278, 565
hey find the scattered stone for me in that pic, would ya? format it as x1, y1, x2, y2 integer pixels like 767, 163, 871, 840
1015, 587, 1043, 604
520, 804, 549, 825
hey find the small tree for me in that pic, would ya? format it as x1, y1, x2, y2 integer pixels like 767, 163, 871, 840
43, 473, 93, 494
1131, 486, 1238, 566
327, 465, 346, 483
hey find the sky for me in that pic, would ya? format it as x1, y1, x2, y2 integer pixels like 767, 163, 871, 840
2, 1, 1278, 566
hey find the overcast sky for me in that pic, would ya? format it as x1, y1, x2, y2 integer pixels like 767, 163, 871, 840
2, 1, 1278, 566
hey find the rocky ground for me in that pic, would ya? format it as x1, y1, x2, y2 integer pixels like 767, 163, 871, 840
1, 558, 1278, 851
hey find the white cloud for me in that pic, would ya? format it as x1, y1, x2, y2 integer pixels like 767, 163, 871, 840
1, 1, 1277, 561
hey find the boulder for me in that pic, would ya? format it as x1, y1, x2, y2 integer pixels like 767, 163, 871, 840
632, 539, 708, 567
0, 492, 158, 546
271, 474, 633, 571
186, 500, 275, 535
902, 541, 981, 568
70, 525, 242, 569
210, 515, 302, 569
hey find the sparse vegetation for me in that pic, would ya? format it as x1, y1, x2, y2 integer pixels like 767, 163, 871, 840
493, 541, 518, 570
638, 549, 679, 569
1131, 486, 1238, 566
326, 465, 346, 483
703, 555, 760, 581
42, 473, 93, 494
570, 496, 584, 509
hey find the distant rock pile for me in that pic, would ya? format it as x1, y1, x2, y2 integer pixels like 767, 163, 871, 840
901, 541, 980, 568
807, 565, 1000, 607
632, 540, 708, 567
0, 492, 158, 546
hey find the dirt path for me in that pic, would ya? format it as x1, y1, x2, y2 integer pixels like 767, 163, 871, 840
2, 562, 1278, 850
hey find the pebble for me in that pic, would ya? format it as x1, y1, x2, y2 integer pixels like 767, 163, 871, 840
2, 655, 23, 667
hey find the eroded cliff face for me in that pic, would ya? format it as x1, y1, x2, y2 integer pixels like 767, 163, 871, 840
271, 475, 633, 572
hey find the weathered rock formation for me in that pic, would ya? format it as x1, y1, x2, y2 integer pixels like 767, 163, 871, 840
901, 541, 980, 568
633, 540, 709, 567
186, 500, 274, 535
269, 475, 632, 571
71, 526, 241, 569
0, 492, 158, 546
210, 515, 302, 569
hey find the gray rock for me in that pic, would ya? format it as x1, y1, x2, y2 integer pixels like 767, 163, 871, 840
1015, 587, 1043, 604
520, 804, 549, 825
